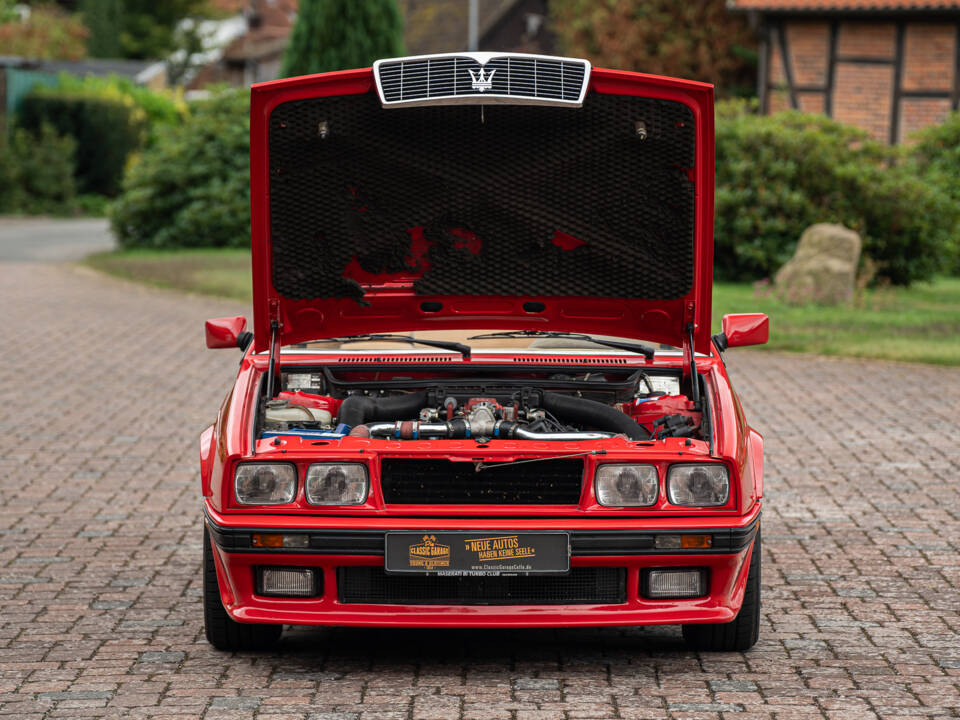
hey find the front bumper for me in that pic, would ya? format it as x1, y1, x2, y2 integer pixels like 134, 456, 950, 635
204, 505, 760, 628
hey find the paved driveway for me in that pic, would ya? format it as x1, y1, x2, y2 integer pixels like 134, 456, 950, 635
0, 218, 115, 262
0, 262, 958, 719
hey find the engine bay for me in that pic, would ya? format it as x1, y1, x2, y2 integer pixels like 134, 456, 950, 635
259, 365, 708, 444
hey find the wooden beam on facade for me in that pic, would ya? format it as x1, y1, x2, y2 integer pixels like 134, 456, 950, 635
901, 89, 952, 98
777, 21, 799, 109
758, 22, 770, 114
953, 23, 960, 110
890, 22, 905, 145
825, 22, 838, 117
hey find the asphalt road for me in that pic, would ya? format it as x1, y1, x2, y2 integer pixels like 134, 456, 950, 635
0, 217, 115, 262
0, 249, 958, 718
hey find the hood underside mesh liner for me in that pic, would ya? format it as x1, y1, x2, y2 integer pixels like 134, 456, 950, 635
268, 92, 696, 302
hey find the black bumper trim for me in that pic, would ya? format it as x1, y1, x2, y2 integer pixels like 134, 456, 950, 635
204, 509, 760, 557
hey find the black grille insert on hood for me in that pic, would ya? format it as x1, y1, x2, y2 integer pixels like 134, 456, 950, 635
268, 91, 696, 303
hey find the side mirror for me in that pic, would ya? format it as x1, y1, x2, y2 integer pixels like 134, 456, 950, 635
713, 313, 769, 351
205, 316, 252, 350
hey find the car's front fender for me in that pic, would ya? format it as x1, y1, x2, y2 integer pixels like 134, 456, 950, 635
200, 424, 215, 497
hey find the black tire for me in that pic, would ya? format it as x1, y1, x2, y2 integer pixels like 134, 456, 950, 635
203, 526, 283, 651
682, 529, 761, 652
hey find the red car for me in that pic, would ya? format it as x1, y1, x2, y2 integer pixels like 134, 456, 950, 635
200, 52, 769, 652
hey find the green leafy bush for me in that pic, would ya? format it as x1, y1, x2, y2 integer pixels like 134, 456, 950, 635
18, 87, 148, 196
715, 101, 957, 285
53, 73, 188, 131
0, 125, 77, 214
910, 110, 960, 272
110, 89, 250, 249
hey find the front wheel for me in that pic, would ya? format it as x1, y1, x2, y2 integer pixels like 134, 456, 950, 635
203, 526, 282, 651
682, 529, 761, 652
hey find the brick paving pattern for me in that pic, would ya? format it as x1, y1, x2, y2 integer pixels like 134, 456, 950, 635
1, 263, 959, 719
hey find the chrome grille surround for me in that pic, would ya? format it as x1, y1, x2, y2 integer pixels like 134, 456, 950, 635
373, 52, 591, 108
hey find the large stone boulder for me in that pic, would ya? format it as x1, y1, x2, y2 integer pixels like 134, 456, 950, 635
774, 223, 862, 305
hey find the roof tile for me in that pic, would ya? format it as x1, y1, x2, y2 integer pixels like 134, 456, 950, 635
729, 0, 960, 10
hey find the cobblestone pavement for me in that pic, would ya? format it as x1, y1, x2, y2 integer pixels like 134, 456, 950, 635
1, 263, 959, 720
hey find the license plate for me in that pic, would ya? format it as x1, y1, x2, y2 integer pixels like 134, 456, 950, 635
385, 531, 570, 576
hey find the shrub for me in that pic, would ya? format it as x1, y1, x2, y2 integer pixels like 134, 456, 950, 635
18, 88, 148, 196
910, 111, 960, 272
53, 73, 188, 131
110, 89, 250, 249
715, 102, 957, 285
0, 125, 77, 214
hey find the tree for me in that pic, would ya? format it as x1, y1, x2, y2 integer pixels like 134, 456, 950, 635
280, 0, 405, 78
81, 0, 122, 57
78, 0, 212, 59
549, 0, 757, 97
0, 3, 89, 60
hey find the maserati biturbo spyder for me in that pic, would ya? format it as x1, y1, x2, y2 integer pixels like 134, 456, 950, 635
200, 51, 769, 652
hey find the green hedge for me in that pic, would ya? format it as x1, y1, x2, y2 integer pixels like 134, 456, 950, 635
52, 73, 188, 131
0, 125, 77, 214
715, 101, 957, 285
18, 88, 148, 197
110, 89, 250, 249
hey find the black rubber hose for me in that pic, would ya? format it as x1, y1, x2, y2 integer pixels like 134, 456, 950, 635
540, 391, 651, 440
338, 391, 429, 427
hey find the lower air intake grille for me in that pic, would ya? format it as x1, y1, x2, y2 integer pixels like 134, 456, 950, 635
338, 567, 626, 605
379, 458, 584, 504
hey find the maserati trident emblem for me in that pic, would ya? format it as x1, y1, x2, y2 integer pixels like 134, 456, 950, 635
468, 67, 496, 92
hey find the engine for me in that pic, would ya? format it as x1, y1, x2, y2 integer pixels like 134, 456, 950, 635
263, 382, 703, 442
348, 395, 623, 441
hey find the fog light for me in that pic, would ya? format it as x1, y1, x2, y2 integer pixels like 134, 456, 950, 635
643, 568, 706, 598
257, 567, 319, 597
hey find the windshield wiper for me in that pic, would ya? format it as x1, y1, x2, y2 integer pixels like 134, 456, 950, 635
467, 330, 655, 360
329, 334, 471, 358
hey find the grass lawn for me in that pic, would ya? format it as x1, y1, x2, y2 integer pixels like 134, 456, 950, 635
86, 248, 252, 301
85, 249, 960, 366
713, 278, 960, 366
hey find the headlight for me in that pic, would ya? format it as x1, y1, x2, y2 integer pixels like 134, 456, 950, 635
595, 464, 658, 506
667, 464, 729, 506
305, 464, 368, 505
234, 463, 297, 505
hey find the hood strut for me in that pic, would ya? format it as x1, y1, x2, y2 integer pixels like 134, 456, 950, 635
265, 320, 281, 399
686, 322, 701, 411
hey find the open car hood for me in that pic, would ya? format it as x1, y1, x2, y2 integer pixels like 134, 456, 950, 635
249, 53, 715, 354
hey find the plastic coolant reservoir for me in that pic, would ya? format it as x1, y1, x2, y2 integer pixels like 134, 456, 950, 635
264, 401, 333, 426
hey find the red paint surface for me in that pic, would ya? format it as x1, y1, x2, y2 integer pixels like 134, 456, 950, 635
205, 316, 247, 349
723, 313, 770, 348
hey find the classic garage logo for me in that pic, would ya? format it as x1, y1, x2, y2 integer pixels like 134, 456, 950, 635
408, 535, 450, 569
464, 535, 536, 562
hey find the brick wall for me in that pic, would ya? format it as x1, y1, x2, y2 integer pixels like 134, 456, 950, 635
763, 17, 959, 143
